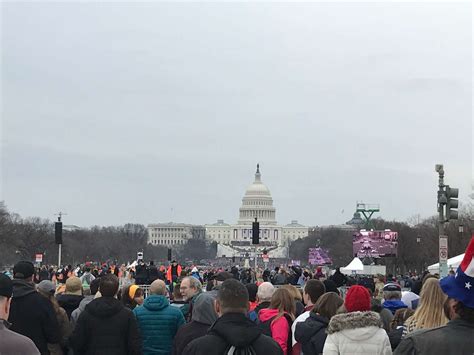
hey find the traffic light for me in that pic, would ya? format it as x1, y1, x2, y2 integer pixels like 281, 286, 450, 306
55, 222, 63, 244
167, 248, 172, 261
252, 218, 260, 244
446, 185, 459, 220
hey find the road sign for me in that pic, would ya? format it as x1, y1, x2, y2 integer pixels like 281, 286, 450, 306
439, 236, 448, 261
35, 253, 43, 263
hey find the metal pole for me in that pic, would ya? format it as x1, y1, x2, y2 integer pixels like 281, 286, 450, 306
437, 165, 448, 278
58, 244, 62, 267
254, 245, 258, 269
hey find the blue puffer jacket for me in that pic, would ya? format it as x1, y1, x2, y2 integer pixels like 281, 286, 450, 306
383, 299, 407, 315
133, 295, 185, 355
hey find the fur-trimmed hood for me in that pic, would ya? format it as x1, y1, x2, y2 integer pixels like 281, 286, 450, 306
327, 311, 382, 338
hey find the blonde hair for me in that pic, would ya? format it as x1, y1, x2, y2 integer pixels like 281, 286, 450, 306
280, 284, 302, 302
405, 278, 448, 333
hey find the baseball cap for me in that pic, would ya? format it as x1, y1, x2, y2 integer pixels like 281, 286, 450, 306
383, 283, 402, 292
13, 261, 35, 279
65, 277, 83, 296
37, 280, 56, 295
0, 274, 13, 298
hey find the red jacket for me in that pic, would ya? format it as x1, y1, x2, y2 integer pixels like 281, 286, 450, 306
258, 308, 291, 355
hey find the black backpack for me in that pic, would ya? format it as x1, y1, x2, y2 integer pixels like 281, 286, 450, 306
257, 314, 293, 352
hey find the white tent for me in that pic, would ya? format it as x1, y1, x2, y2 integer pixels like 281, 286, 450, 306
427, 253, 465, 274
341, 257, 364, 272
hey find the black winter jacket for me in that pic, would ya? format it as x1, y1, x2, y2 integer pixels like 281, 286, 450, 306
172, 321, 209, 355
70, 296, 141, 355
8, 279, 60, 355
183, 313, 283, 355
294, 313, 329, 355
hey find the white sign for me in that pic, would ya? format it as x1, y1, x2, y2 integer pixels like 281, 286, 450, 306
262, 255, 269, 263
35, 254, 43, 263
439, 236, 448, 262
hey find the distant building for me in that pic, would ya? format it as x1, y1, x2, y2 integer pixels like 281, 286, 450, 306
205, 165, 309, 258
147, 223, 205, 246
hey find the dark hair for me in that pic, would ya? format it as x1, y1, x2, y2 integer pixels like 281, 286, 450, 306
312, 292, 344, 320
246, 283, 258, 303
99, 275, 119, 297
455, 302, 474, 324
90, 278, 101, 295
390, 308, 415, 331
217, 279, 249, 313
304, 279, 326, 304
121, 285, 144, 309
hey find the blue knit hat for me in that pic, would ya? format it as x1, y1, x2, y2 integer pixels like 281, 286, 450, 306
440, 236, 474, 308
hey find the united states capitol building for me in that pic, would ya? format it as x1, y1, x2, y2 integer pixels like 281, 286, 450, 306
205, 165, 308, 258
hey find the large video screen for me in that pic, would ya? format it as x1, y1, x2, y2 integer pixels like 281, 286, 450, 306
353, 230, 398, 258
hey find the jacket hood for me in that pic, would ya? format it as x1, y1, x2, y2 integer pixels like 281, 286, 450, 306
258, 308, 280, 322
58, 293, 84, 306
12, 279, 36, 298
192, 293, 217, 326
295, 313, 329, 343
143, 295, 169, 311
210, 313, 262, 347
254, 301, 271, 314
85, 297, 124, 318
327, 311, 382, 340
77, 295, 94, 312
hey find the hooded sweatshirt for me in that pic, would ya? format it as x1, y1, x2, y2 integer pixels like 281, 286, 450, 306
173, 293, 218, 355
70, 296, 141, 355
133, 294, 185, 355
323, 311, 392, 355
70, 295, 94, 329
258, 308, 292, 355
183, 312, 283, 355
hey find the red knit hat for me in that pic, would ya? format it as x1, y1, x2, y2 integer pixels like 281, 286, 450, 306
345, 285, 371, 312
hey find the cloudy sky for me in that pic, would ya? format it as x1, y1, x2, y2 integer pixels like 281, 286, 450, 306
1, 2, 472, 227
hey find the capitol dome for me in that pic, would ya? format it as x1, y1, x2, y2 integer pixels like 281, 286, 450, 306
238, 164, 277, 225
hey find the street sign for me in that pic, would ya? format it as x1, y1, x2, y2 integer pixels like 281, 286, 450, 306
439, 236, 448, 277
35, 253, 43, 263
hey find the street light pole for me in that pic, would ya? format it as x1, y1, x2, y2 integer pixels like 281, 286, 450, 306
436, 165, 448, 278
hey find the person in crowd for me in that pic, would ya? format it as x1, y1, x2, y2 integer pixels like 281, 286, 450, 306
183, 279, 283, 355
37, 280, 71, 355
281, 284, 304, 317
71, 278, 101, 329
172, 293, 218, 355
9, 261, 60, 355
133, 279, 184, 355
70, 274, 141, 355
323, 279, 340, 296
403, 278, 448, 335
371, 298, 394, 332
210, 271, 234, 292
121, 284, 145, 310
0, 273, 40, 355
387, 308, 415, 351
79, 267, 95, 288
258, 288, 295, 355
56, 276, 84, 320
291, 279, 326, 353
166, 260, 182, 287
382, 283, 407, 315
170, 282, 187, 311
39, 266, 50, 282
135, 261, 149, 285
395, 237, 474, 355
272, 268, 288, 285
179, 276, 203, 322
246, 283, 258, 312
191, 267, 203, 283
147, 261, 162, 284
249, 281, 274, 322
374, 274, 385, 301
295, 292, 344, 355
322, 285, 392, 355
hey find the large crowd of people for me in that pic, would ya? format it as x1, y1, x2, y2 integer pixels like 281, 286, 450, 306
0, 237, 473, 355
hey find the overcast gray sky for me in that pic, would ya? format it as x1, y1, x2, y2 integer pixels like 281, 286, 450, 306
1, 2, 472, 227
